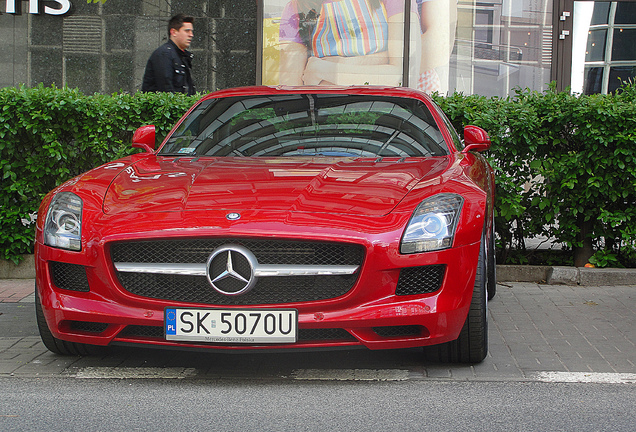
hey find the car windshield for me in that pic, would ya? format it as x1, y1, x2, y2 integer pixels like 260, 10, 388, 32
160, 94, 448, 158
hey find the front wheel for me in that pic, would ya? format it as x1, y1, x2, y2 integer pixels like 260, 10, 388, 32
423, 239, 488, 364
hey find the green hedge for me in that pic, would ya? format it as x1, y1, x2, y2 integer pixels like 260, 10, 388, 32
1, 84, 635, 267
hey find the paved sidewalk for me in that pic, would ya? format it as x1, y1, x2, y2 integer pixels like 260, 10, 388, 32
0, 279, 34, 303
488, 282, 635, 375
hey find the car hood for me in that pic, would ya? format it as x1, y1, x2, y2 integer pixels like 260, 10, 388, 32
103, 156, 450, 216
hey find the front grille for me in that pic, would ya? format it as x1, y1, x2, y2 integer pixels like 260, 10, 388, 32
118, 325, 356, 342
111, 239, 364, 305
116, 273, 358, 305
50, 261, 90, 292
395, 265, 445, 296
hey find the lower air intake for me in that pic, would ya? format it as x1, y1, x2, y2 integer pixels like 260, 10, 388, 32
395, 265, 445, 296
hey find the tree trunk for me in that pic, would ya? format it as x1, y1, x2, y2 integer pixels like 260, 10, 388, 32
573, 216, 594, 267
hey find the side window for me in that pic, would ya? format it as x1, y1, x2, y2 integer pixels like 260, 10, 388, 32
434, 105, 463, 151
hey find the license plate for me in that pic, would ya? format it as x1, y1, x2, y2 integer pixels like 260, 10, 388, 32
164, 308, 298, 344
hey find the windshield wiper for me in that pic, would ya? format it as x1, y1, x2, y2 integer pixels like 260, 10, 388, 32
376, 129, 400, 156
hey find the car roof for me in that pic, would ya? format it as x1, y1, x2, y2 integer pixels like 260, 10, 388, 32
199, 85, 436, 105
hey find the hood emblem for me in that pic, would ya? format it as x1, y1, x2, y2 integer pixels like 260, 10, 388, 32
206, 245, 257, 296
226, 212, 241, 221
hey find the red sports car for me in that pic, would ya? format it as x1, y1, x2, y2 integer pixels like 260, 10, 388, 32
35, 86, 495, 363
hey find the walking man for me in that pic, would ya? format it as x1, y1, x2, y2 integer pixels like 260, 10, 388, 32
142, 14, 196, 95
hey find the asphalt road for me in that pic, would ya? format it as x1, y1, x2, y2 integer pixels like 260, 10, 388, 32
1, 378, 634, 431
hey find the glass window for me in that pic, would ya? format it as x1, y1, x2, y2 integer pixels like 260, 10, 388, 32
263, 0, 553, 97
612, 28, 636, 61
161, 94, 447, 157
262, 0, 408, 88
615, 3, 636, 24
572, 2, 636, 94
586, 29, 607, 62
584, 66, 604, 94
608, 66, 636, 92
451, 1, 552, 97
590, 2, 611, 25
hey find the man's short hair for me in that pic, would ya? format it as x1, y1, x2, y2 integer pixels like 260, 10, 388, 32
168, 14, 194, 36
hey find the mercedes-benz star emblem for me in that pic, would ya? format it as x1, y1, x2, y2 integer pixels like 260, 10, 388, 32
206, 244, 258, 296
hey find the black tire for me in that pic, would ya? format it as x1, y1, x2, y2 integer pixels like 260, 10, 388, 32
35, 284, 103, 356
487, 221, 497, 301
423, 238, 489, 364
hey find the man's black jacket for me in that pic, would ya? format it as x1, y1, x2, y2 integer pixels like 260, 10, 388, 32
142, 39, 195, 95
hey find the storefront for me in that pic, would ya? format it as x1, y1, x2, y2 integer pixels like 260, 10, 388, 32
1, 0, 634, 96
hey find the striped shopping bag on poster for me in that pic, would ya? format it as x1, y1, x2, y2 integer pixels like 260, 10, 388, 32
311, 0, 388, 58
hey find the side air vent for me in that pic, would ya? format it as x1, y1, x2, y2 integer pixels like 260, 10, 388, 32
396, 265, 445, 296
50, 261, 90, 292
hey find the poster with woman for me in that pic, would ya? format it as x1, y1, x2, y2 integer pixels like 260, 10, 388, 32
262, 0, 456, 94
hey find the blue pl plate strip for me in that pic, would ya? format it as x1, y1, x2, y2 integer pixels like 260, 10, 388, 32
165, 308, 177, 336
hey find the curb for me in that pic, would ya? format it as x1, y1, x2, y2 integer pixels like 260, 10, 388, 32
497, 265, 636, 286
0, 255, 35, 279
2, 255, 636, 286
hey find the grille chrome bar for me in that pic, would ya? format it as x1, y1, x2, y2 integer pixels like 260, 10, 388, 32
115, 263, 207, 276
114, 262, 359, 277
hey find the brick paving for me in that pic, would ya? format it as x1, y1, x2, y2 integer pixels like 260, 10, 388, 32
0, 279, 34, 303
487, 282, 635, 375
0, 280, 634, 380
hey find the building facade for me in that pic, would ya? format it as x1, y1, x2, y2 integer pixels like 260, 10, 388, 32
1, 0, 634, 97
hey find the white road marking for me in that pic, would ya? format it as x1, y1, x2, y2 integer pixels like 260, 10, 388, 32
535, 372, 636, 384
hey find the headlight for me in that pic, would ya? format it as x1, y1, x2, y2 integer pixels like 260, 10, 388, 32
43, 192, 83, 251
400, 193, 464, 254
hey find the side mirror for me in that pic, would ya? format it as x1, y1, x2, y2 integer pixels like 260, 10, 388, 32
462, 125, 491, 153
132, 125, 156, 153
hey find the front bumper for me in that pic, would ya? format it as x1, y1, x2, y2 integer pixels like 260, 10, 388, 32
35, 236, 479, 352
